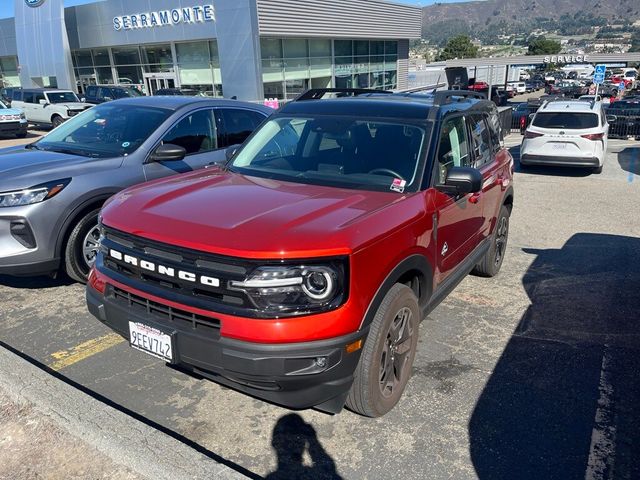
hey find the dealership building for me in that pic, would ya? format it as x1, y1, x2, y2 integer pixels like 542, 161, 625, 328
0, 0, 421, 101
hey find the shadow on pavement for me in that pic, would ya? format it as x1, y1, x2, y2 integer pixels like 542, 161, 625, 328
618, 147, 640, 176
265, 413, 342, 480
0, 274, 74, 290
469, 233, 640, 480
509, 145, 593, 177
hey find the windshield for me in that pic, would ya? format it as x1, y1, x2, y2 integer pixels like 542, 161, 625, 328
532, 112, 599, 129
47, 91, 80, 103
114, 87, 143, 99
35, 103, 172, 158
230, 116, 427, 193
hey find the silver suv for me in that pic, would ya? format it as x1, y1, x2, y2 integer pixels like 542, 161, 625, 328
0, 96, 271, 282
11, 89, 93, 128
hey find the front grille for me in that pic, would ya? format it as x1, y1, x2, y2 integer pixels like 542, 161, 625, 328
99, 225, 259, 317
111, 286, 221, 337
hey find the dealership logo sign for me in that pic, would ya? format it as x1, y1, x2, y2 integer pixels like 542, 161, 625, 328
25, 0, 45, 7
113, 5, 215, 31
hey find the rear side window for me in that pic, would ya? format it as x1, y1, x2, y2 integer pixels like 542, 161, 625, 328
486, 112, 502, 153
85, 86, 97, 97
23, 92, 35, 103
532, 112, 599, 129
436, 116, 471, 184
12, 90, 22, 101
469, 114, 492, 168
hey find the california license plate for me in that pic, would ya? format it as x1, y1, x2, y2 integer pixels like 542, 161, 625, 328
552, 143, 567, 150
129, 321, 173, 362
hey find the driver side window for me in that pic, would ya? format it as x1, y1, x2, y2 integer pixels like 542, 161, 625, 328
162, 109, 217, 155
436, 116, 470, 184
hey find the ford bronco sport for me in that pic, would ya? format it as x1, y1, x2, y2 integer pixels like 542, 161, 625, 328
87, 89, 514, 417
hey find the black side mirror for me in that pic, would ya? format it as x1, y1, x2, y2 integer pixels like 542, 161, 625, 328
148, 143, 186, 163
438, 167, 482, 195
225, 144, 240, 161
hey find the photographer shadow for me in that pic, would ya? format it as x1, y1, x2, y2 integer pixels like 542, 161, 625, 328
265, 414, 342, 480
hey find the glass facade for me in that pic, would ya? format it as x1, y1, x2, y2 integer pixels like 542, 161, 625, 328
261, 38, 398, 100
0, 56, 20, 88
71, 40, 222, 96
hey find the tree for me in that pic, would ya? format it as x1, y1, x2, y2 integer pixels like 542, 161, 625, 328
630, 31, 640, 52
526, 36, 562, 55
436, 35, 479, 61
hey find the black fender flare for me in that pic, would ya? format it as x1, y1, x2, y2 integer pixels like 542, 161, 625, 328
358, 254, 434, 331
54, 188, 121, 259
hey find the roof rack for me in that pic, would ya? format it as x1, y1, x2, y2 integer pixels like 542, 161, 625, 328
293, 88, 393, 101
432, 90, 486, 106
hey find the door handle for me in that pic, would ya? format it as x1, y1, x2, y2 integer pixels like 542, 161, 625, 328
469, 192, 482, 204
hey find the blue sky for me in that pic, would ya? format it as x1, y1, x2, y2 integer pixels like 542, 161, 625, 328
0, 0, 467, 19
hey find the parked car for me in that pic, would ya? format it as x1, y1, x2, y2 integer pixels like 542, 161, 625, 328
468, 81, 489, 92
0, 96, 271, 282
0, 87, 20, 106
87, 89, 515, 417
606, 99, 640, 139
11, 89, 93, 128
508, 81, 527, 94
521, 99, 611, 173
82, 85, 143, 104
0, 100, 28, 138
557, 82, 587, 99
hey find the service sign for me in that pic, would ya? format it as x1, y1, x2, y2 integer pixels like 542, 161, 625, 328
543, 55, 588, 64
113, 5, 215, 31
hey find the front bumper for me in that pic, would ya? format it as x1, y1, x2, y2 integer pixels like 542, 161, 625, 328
0, 202, 62, 276
0, 120, 27, 135
520, 153, 601, 168
87, 284, 367, 413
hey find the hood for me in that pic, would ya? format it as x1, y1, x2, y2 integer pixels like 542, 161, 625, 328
61, 103, 91, 110
102, 169, 422, 259
0, 108, 24, 117
0, 146, 122, 191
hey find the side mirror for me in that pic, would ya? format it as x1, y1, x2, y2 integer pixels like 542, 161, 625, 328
148, 143, 186, 163
103, 96, 112, 101
225, 144, 240, 161
606, 115, 617, 123
438, 167, 483, 196
80, 97, 86, 103
39, 99, 47, 106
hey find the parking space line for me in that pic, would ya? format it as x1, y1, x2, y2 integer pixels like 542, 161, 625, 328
48, 333, 125, 371
584, 344, 617, 480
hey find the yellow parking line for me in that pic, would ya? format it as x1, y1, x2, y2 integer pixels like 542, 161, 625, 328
49, 333, 125, 371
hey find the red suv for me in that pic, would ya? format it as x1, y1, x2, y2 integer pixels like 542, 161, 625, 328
87, 89, 514, 417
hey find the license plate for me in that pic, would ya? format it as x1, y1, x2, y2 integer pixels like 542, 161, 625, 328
552, 143, 567, 150
129, 321, 173, 362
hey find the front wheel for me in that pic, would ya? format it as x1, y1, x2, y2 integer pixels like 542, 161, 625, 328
473, 204, 510, 277
52, 115, 64, 129
64, 208, 101, 283
346, 283, 420, 417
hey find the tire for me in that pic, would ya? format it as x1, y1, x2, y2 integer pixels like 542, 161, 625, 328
346, 283, 420, 417
52, 115, 64, 129
473, 204, 510, 278
593, 165, 603, 174
64, 208, 101, 283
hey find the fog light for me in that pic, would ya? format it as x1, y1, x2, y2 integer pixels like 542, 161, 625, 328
315, 357, 327, 368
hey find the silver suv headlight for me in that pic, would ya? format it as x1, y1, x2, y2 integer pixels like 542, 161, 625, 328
0, 179, 71, 208
230, 261, 347, 316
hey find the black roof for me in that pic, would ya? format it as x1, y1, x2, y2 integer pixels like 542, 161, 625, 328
279, 90, 494, 120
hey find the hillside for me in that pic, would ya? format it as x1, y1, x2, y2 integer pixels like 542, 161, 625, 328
422, 0, 640, 45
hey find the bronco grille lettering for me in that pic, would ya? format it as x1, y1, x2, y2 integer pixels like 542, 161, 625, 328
108, 249, 220, 287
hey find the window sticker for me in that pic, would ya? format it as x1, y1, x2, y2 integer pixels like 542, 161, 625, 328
121, 141, 130, 148
390, 178, 406, 193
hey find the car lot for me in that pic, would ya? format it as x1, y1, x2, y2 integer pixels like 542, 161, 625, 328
0, 134, 639, 479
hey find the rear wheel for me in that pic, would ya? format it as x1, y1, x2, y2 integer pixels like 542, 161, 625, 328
51, 115, 64, 129
473, 204, 510, 277
346, 283, 419, 417
64, 208, 101, 283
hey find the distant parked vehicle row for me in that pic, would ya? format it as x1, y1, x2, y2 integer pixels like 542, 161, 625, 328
82, 85, 143, 104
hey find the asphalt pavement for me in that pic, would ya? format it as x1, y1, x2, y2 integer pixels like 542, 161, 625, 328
0, 134, 639, 479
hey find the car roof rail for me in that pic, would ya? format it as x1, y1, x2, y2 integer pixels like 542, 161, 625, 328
293, 88, 393, 101
431, 90, 486, 106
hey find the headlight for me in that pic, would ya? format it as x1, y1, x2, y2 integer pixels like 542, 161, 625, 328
0, 179, 71, 208
230, 261, 347, 316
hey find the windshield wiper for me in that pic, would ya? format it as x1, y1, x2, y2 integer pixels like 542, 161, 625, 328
43, 147, 91, 157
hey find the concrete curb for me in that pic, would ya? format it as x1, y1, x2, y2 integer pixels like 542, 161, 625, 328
0, 346, 248, 480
